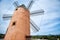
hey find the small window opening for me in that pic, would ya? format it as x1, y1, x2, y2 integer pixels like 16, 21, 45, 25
16, 8, 18, 10
12, 22, 16, 26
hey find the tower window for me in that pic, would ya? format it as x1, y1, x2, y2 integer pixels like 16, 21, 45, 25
12, 22, 16, 26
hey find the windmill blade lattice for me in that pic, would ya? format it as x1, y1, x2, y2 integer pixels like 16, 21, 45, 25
27, 0, 34, 9
13, 1, 19, 8
30, 19, 40, 32
31, 9, 44, 16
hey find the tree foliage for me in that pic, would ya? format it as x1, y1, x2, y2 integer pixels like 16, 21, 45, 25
31, 35, 60, 40
0, 34, 5, 39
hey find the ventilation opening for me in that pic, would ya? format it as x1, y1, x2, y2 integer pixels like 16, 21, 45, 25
12, 22, 16, 26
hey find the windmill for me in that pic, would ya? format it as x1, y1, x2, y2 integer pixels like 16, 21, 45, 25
3, 0, 44, 40
3, 0, 44, 32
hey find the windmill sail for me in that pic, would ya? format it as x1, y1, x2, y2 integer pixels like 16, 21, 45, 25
13, 1, 19, 8
31, 9, 44, 16
27, 0, 44, 16
27, 0, 34, 9
3, 14, 12, 20
30, 19, 40, 32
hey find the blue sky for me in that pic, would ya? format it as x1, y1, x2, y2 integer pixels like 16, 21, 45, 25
0, 0, 60, 35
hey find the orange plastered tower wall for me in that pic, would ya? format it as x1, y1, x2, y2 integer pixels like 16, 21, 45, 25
4, 5, 30, 40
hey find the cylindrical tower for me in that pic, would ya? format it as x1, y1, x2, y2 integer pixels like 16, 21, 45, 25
4, 5, 30, 40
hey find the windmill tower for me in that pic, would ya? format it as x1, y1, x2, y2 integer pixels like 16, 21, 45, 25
3, 0, 44, 40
